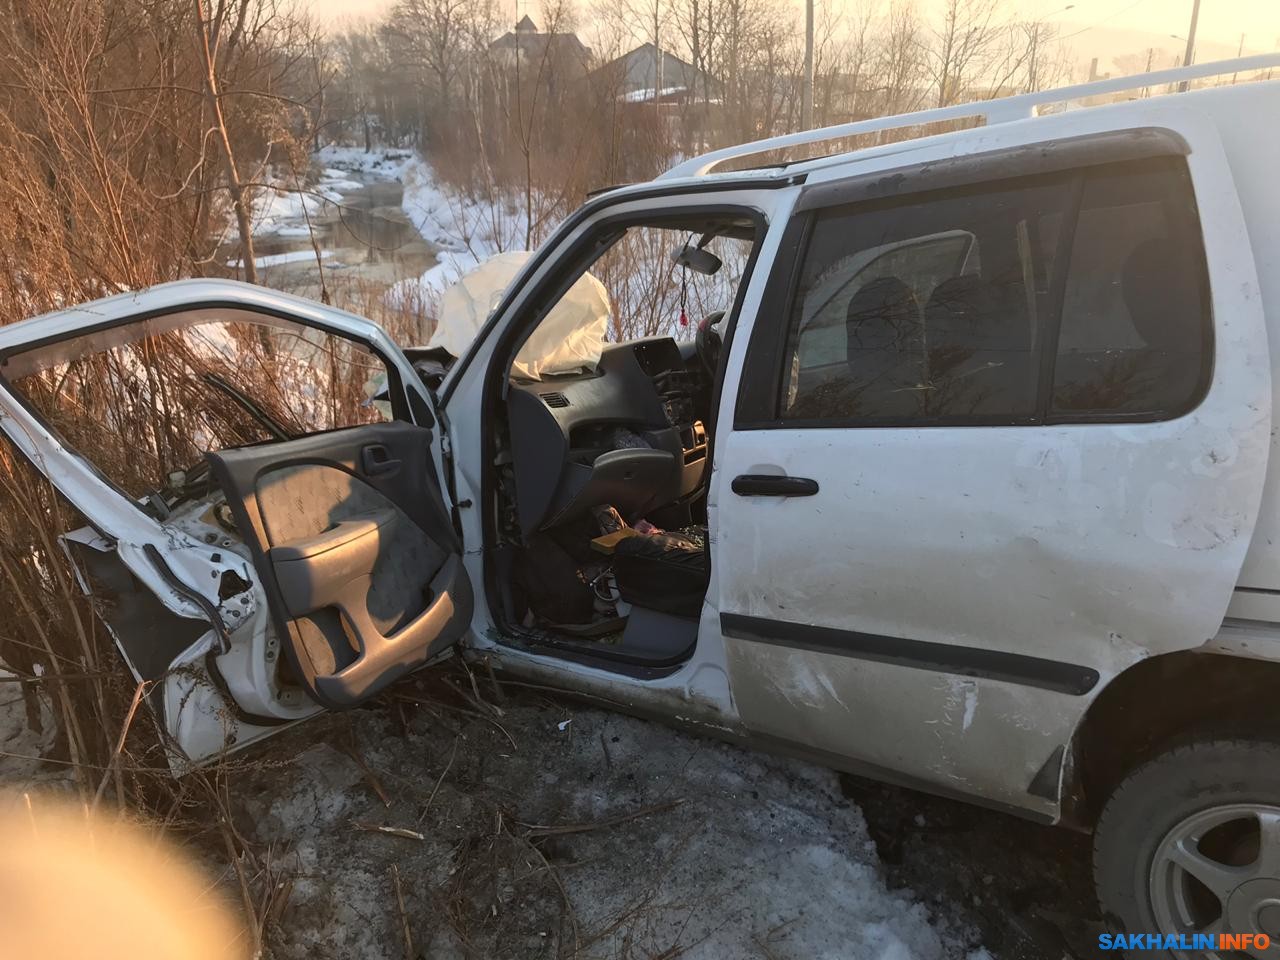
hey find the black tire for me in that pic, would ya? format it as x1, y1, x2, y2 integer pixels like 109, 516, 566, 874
1093, 739, 1280, 951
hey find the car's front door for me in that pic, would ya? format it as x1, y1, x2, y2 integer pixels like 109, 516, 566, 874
0, 280, 471, 768
712, 116, 1270, 817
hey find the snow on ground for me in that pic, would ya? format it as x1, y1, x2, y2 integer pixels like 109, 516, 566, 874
0, 673, 66, 794
226, 249, 334, 270
247, 147, 417, 238
313, 145, 416, 180
249, 181, 340, 237
226, 670, 989, 960
387, 156, 534, 315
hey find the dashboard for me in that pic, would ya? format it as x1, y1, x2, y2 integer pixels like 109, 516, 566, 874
505, 336, 708, 535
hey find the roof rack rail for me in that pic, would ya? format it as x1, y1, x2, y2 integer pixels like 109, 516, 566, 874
661, 53, 1280, 180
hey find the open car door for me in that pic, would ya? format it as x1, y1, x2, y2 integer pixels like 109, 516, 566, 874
206, 422, 470, 710
0, 280, 471, 769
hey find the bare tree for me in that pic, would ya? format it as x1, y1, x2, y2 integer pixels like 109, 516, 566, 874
874, 1, 929, 117
384, 0, 476, 130
926, 0, 1005, 106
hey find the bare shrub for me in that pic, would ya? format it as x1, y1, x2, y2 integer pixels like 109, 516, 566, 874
0, 12, 338, 946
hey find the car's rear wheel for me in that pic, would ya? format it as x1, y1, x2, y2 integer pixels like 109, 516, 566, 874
1094, 740, 1280, 958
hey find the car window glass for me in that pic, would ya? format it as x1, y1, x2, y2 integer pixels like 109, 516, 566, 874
781, 178, 1072, 422
791, 232, 978, 374
588, 227, 752, 343
1051, 158, 1208, 417
769, 155, 1208, 427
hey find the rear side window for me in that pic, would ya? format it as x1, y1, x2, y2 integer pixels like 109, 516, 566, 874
1051, 161, 1209, 416
771, 155, 1209, 426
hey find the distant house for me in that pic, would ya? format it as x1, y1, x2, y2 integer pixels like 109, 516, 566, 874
595, 42, 720, 103
488, 15, 591, 76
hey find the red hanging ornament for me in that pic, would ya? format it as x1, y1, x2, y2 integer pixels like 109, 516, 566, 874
679, 308, 688, 328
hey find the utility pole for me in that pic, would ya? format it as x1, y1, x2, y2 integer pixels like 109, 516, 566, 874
801, 0, 814, 129
654, 1, 664, 113
1178, 0, 1201, 92
1232, 33, 1245, 83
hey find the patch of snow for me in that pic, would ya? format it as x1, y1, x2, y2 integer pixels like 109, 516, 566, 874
226, 249, 332, 270
0, 671, 66, 792
236, 693, 986, 960
383, 154, 539, 319
313, 144, 416, 179
397, 155, 529, 257
317, 177, 366, 194
249, 184, 332, 237
623, 85, 688, 102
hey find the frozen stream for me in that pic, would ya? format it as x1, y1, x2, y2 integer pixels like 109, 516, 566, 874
223, 163, 438, 304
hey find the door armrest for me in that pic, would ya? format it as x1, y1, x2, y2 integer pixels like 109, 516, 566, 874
267, 510, 394, 562
313, 554, 473, 707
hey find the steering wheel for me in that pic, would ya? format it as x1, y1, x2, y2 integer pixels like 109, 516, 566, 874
694, 310, 726, 376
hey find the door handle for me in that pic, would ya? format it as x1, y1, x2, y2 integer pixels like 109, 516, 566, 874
360, 444, 401, 477
731, 474, 819, 497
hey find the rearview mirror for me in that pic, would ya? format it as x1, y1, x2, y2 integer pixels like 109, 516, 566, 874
671, 243, 722, 275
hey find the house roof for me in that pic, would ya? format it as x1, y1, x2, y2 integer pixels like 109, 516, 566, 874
594, 42, 720, 95
489, 18, 591, 61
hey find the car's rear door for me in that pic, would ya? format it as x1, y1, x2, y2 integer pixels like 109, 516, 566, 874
0, 280, 471, 768
712, 107, 1270, 817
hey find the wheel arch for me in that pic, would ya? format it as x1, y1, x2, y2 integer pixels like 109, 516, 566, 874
1063, 648, 1280, 829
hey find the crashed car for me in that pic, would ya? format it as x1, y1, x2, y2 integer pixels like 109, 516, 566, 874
4, 55, 1280, 949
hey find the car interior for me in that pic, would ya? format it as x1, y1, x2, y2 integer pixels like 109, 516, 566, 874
480, 216, 760, 674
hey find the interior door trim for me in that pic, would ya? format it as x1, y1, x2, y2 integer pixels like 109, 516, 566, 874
721, 612, 1100, 695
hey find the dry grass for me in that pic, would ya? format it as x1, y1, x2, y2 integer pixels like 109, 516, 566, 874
0, 12, 370, 960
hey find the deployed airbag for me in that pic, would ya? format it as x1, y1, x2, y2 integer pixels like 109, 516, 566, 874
428, 251, 611, 380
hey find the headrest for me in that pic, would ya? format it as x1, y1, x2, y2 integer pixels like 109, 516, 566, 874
846, 277, 921, 354
1121, 238, 1203, 352
925, 275, 1029, 351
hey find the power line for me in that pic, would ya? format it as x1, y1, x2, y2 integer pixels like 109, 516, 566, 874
1057, 0, 1155, 42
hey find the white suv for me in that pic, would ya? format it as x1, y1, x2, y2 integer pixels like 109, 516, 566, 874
4, 54, 1280, 950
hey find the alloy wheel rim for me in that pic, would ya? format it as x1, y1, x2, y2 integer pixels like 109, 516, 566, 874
1149, 803, 1280, 959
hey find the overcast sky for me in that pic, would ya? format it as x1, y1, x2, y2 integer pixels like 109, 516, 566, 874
305, 0, 1280, 57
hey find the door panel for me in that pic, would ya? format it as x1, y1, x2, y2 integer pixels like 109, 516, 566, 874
712, 123, 1270, 815
209, 422, 472, 709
